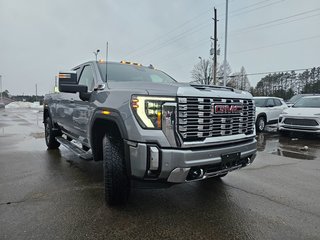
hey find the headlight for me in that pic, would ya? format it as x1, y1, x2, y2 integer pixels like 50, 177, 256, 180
131, 95, 176, 129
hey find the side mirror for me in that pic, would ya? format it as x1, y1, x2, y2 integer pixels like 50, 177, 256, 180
58, 71, 88, 93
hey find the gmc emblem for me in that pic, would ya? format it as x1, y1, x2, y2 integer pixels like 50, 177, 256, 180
212, 104, 243, 114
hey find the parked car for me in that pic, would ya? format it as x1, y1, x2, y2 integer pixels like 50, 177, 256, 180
278, 96, 320, 134
286, 93, 320, 107
253, 97, 288, 132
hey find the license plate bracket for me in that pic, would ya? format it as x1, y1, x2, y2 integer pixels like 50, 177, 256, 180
221, 152, 241, 167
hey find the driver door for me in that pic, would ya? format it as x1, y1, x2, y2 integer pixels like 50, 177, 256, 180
72, 64, 96, 142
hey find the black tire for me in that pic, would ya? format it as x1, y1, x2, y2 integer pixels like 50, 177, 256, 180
256, 116, 266, 132
44, 117, 60, 149
103, 134, 130, 205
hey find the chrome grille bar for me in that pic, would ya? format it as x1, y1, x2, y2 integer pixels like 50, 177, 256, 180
177, 97, 255, 141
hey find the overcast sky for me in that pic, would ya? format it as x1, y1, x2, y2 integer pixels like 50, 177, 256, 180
1, 0, 320, 95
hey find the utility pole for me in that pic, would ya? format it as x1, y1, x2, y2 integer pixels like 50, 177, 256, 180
35, 84, 38, 102
212, 7, 218, 85
0, 75, 2, 102
223, 0, 229, 86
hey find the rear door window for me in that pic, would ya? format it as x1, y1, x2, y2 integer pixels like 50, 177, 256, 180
266, 99, 275, 107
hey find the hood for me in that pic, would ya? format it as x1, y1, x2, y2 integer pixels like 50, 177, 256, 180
283, 107, 320, 117
108, 81, 253, 99
107, 81, 184, 96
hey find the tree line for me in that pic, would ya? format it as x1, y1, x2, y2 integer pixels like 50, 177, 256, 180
191, 59, 251, 91
191, 59, 320, 100
0, 90, 44, 104
253, 67, 320, 99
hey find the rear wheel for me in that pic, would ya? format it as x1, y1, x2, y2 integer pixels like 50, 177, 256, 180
256, 116, 266, 132
44, 117, 60, 149
103, 134, 130, 205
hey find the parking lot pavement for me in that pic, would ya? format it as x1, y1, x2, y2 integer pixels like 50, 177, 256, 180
1, 108, 320, 240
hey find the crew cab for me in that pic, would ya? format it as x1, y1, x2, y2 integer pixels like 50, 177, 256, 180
44, 60, 257, 205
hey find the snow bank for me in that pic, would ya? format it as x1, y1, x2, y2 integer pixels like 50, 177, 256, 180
6, 101, 42, 109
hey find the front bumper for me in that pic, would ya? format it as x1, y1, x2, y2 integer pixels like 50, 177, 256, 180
278, 116, 320, 133
127, 138, 257, 183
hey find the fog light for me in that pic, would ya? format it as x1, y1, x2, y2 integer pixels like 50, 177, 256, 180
187, 167, 204, 180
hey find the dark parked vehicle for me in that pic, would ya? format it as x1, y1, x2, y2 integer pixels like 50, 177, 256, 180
44, 60, 257, 205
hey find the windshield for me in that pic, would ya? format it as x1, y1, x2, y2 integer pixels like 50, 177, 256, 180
98, 63, 177, 83
293, 97, 320, 108
289, 95, 304, 103
253, 98, 266, 107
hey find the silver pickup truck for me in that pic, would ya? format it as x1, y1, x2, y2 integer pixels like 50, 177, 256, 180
44, 60, 256, 205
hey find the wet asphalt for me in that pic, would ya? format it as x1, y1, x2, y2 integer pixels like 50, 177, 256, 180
0, 108, 320, 240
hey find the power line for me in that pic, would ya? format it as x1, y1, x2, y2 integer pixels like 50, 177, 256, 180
124, 2, 226, 57
229, 0, 286, 18
156, 38, 209, 65
133, 0, 286, 60
230, 34, 320, 55
229, 0, 273, 14
127, 0, 279, 59
131, 22, 209, 59
230, 8, 320, 34
223, 67, 315, 79
230, 12, 320, 36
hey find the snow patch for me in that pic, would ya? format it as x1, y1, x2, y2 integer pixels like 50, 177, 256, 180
6, 101, 42, 109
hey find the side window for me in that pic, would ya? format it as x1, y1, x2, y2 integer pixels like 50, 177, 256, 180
73, 67, 81, 80
274, 99, 282, 106
78, 65, 95, 91
150, 74, 164, 83
266, 98, 275, 107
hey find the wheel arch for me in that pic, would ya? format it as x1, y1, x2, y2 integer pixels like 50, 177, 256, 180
89, 110, 129, 169
256, 112, 267, 123
43, 107, 50, 123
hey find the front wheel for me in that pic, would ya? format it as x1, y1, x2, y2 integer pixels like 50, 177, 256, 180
44, 117, 60, 149
256, 116, 266, 132
103, 134, 130, 205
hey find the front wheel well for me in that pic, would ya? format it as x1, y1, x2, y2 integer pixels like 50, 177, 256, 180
43, 108, 49, 123
256, 113, 267, 122
90, 118, 123, 161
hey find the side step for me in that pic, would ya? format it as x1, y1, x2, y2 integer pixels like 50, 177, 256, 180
56, 136, 93, 161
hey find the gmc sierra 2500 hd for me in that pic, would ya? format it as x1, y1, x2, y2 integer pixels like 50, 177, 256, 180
44, 60, 256, 205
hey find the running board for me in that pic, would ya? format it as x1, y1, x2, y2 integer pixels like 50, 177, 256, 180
56, 136, 93, 161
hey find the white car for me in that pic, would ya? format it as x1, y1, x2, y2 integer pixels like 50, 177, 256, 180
278, 96, 320, 134
254, 97, 288, 132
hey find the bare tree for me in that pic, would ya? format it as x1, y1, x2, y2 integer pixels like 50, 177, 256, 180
217, 61, 232, 85
227, 66, 250, 91
191, 59, 213, 85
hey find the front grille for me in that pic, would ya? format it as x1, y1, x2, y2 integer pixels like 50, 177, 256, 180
177, 97, 255, 141
283, 118, 318, 126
